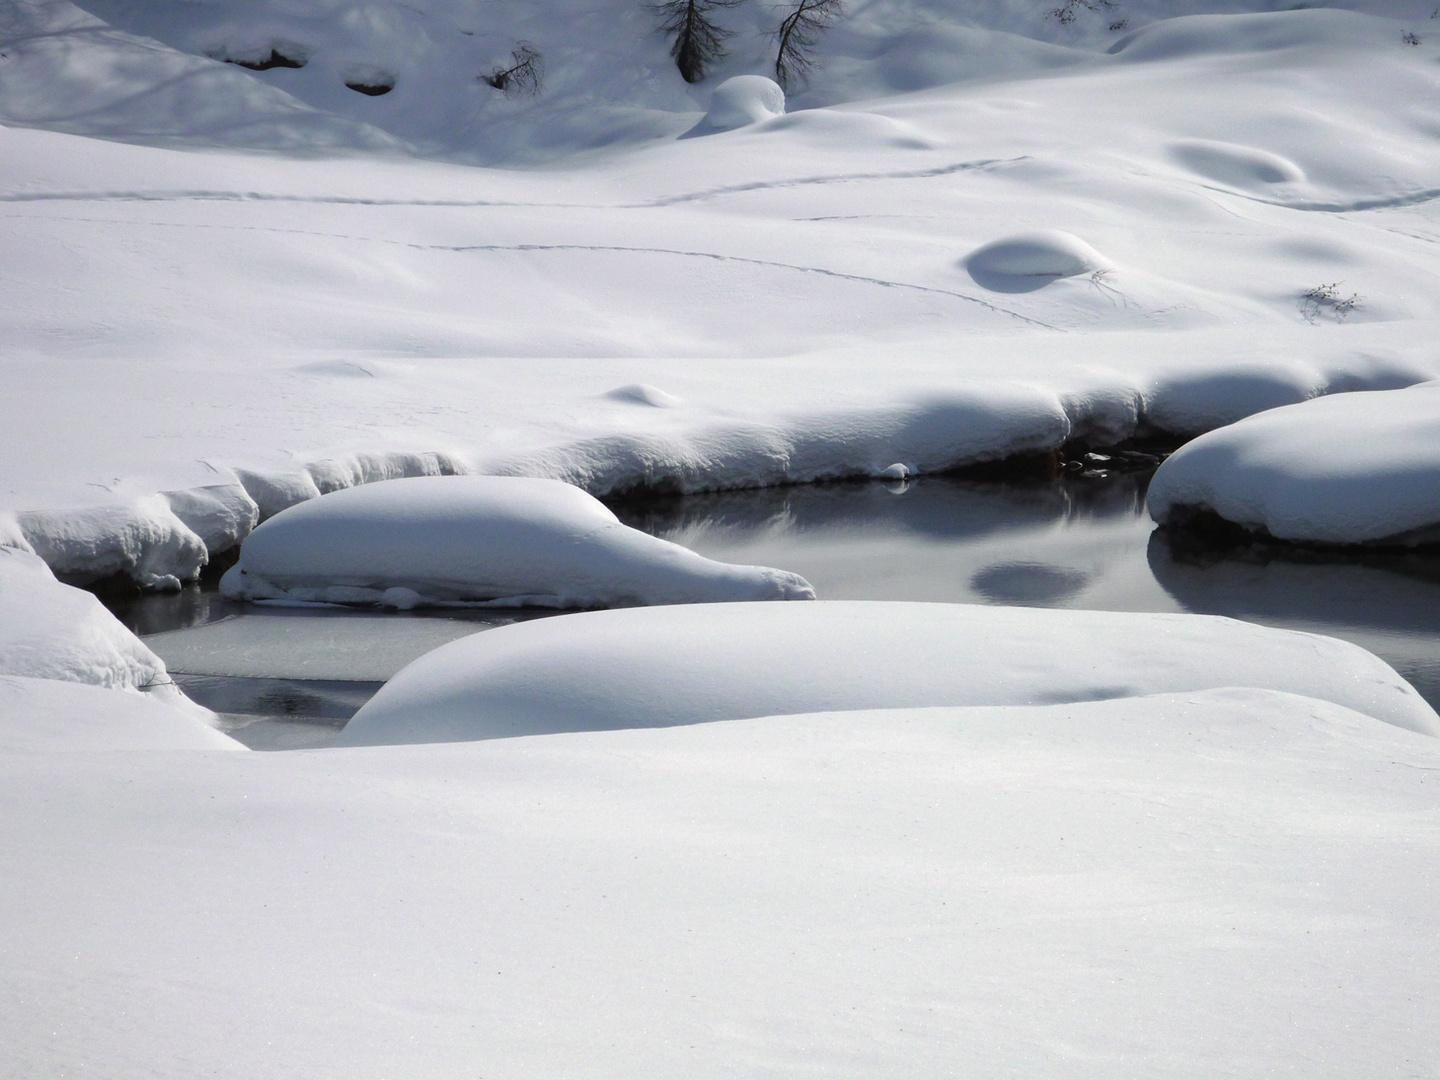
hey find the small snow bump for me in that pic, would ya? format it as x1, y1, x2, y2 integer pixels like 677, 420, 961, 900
603, 384, 684, 408
880, 462, 909, 480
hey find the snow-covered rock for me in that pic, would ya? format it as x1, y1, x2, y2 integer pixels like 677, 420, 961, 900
336, 600, 1439, 745
964, 230, 1110, 290
1148, 382, 1440, 545
219, 475, 815, 607
0, 545, 174, 691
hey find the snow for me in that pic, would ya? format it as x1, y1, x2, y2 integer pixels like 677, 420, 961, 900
3, 689, 1439, 1077
4, 1, 1440, 584
1149, 381, 1440, 545
4, 0, 1440, 1067
337, 600, 1440, 746
0, 674, 241, 751
218, 474, 815, 606
695, 74, 785, 133
0, 545, 174, 690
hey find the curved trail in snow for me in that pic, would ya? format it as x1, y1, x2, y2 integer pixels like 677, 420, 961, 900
0, 157, 1024, 210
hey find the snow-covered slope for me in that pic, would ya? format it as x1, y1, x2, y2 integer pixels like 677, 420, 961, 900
1148, 381, 1440, 545
4, 1, 1440, 583
338, 600, 1440, 744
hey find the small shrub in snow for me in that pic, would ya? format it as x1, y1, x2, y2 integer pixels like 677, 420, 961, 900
1301, 282, 1360, 323
1050, 0, 1117, 27
1402, 30, 1421, 46
651, 0, 744, 84
482, 43, 544, 95
774, 0, 844, 90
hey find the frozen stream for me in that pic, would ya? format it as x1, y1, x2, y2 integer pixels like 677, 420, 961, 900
106, 472, 1440, 749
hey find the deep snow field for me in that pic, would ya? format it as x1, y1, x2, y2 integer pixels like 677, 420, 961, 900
4, 0, 1440, 1075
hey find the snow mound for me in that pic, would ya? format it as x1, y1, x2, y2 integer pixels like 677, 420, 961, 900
0, 546, 173, 691
964, 230, 1110, 291
1109, 9, 1398, 63
0, 675, 240, 752
1148, 382, 1440, 546
1169, 139, 1305, 188
698, 75, 784, 133
603, 383, 684, 408
336, 600, 1439, 746
219, 475, 815, 607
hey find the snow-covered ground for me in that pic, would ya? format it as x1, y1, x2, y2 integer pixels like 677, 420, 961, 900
4, 0, 1440, 1071
4, 0, 1440, 581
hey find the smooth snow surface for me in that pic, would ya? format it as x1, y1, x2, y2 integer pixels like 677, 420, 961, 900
1149, 381, 1440, 544
337, 600, 1440, 745
0, 674, 240, 751
4, 689, 1439, 1077
218, 475, 814, 606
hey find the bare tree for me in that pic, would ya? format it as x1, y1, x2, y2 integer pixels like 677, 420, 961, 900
774, 0, 842, 90
482, 43, 544, 95
650, 0, 744, 84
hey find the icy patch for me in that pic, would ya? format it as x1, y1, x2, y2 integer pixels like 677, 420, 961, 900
219, 475, 815, 607
0, 547, 174, 691
964, 230, 1110, 292
1149, 382, 1440, 546
336, 600, 1439, 746
0, 675, 240, 752
1169, 139, 1305, 188
697, 76, 785, 134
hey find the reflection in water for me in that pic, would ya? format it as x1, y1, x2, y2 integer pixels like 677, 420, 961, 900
1147, 531, 1440, 709
970, 563, 1090, 606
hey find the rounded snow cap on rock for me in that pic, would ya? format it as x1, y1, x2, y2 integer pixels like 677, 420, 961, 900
965, 230, 1110, 287
703, 76, 785, 131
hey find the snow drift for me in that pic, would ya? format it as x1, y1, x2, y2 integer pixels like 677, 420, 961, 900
0, 545, 175, 691
1149, 381, 1440, 545
219, 475, 815, 607
336, 600, 1440, 745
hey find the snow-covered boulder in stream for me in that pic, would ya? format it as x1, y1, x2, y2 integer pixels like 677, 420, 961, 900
336, 600, 1439, 746
1148, 382, 1440, 546
219, 475, 815, 607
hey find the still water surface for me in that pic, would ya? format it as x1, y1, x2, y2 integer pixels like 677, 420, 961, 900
109, 472, 1440, 748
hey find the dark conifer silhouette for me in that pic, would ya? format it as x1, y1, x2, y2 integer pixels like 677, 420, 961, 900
482, 43, 544, 95
773, 0, 842, 90
651, 0, 744, 84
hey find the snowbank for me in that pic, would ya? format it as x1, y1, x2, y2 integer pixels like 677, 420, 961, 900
0, 546, 174, 691
6, 688, 1440, 1077
337, 600, 1439, 745
0, 674, 240, 752
219, 475, 815, 607
1148, 382, 1440, 545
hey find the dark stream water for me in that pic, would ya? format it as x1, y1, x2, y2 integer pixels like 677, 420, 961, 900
107, 471, 1440, 749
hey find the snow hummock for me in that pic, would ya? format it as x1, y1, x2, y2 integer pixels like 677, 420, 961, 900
219, 475, 815, 607
1149, 381, 1440, 545
964, 229, 1110, 290
336, 600, 1439, 746
697, 75, 784, 133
